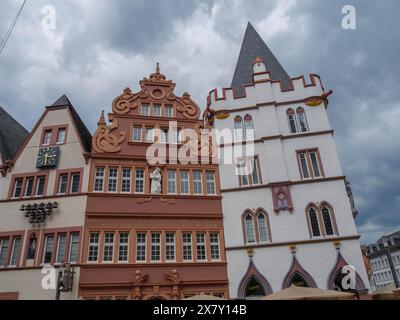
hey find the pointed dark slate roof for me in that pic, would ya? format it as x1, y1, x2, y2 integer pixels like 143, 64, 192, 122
48, 95, 92, 153
231, 22, 292, 96
0, 106, 29, 162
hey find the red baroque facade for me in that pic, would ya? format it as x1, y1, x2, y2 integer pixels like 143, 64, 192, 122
79, 66, 228, 300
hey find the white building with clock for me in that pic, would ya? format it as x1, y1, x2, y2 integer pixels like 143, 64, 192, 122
0, 95, 92, 300
205, 23, 370, 299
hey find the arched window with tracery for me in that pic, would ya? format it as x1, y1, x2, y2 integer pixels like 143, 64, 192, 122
296, 107, 308, 132
244, 214, 255, 243
257, 212, 268, 242
234, 116, 244, 141
245, 277, 266, 299
321, 205, 335, 236
288, 273, 310, 287
244, 114, 255, 140
286, 109, 297, 133
308, 206, 321, 237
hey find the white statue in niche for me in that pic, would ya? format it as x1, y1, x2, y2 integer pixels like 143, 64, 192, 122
150, 167, 162, 194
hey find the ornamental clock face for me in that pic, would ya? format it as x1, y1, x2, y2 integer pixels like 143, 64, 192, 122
36, 147, 59, 169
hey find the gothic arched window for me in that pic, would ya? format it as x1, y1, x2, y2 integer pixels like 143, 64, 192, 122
286, 109, 297, 133
234, 116, 244, 141
244, 214, 255, 243
257, 213, 268, 242
321, 205, 335, 236
289, 273, 310, 288
244, 114, 255, 140
308, 207, 321, 237
245, 277, 266, 299
296, 107, 308, 132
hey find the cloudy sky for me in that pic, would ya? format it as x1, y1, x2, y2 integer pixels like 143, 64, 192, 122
0, 0, 399, 244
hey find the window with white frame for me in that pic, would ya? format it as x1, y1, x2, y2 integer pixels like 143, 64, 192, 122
167, 170, 176, 194
236, 157, 261, 186
308, 207, 321, 237
9, 237, 21, 266
145, 127, 154, 142
244, 114, 255, 140
57, 128, 67, 144
287, 109, 297, 134
165, 233, 175, 261
321, 205, 335, 236
153, 104, 161, 117
133, 126, 142, 142
245, 214, 255, 243
58, 174, 68, 194
257, 213, 268, 242
43, 129, 52, 145
121, 168, 131, 193
0, 238, 9, 266
70, 173, 80, 193
296, 107, 308, 132
193, 171, 203, 194
180, 171, 190, 194
136, 233, 146, 262
196, 233, 207, 261
182, 233, 192, 261
234, 116, 244, 141
108, 168, 118, 192
56, 234, 67, 263
88, 233, 100, 262
164, 105, 173, 118
68, 233, 79, 263
135, 169, 145, 193
13, 178, 23, 198
210, 233, 220, 261
160, 128, 168, 143
103, 233, 114, 262
141, 104, 150, 116
118, 232, 129, 262
297, 150, 323, 179
94, 168, 105, 192
24, 177, 34, 197
35, 176, 46, 196
205, 171, 216, 195
151, 233, 161, 262
43, 234, 54, 264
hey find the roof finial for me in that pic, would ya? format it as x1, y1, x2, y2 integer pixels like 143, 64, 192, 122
156, 62, 160, 74
98, 110, 106, 125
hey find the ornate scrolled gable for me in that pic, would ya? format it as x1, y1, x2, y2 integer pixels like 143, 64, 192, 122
92, 111, 126, 153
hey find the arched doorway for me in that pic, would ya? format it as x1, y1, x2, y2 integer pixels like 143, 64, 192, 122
245, 277, 266, 299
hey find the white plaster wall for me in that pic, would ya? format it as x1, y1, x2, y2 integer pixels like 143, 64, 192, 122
0, 267, 80, 300
227, 239, 370, 297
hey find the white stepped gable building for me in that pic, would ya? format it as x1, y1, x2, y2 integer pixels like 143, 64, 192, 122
205, 23, 370, 299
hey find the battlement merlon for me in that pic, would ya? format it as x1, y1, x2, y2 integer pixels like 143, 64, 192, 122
207, 73, 327, 111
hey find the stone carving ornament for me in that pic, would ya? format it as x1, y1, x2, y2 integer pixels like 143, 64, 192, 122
150, 167, 162, 194
93, 111, 126, 153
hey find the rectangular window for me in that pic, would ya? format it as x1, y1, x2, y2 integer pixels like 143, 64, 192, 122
151, 233, 161, 262
0, 238, 9, 266
94, 168, 105, 192
135, 169, 145, 193
107, 168, 118, 192
164, 105, 173, 118
70, 173, 80, 193
9, 237, 21, 266
145, 127, 154, 143
88, 233, 100, 262
210, 233, 220, 261
167, 170, 176, 194
165, 233, 175, 261
141, 104, 150, 116
118, 232, 129, 262
237, 157, 261, 186
196, 233, 207, 261
136, 233, 146, 262
103, 233, 114, 262
58, 174, 68, 194
121, 168, 131, 193
13, 178, 23, 198
182, 233, 192, 261
24, 177, 34, 197
172, 128, 181, 144
43, 129, 52, 145
56, 128, 66, 144
153, 104, 161, 117
237, 160, 249, 186
43, 234, 54, 264
56, 234, 67, 263
205, 171, 216, 195
288, 114, 298, 134
297, 150, 323, 179
160, 128, 168, 143
180, 171, 190, 194
133, 126, 142, 142
35, 176, 46, 196
68, 233, 79, 263
251, 158, 260, 185
193, 171, 203, 194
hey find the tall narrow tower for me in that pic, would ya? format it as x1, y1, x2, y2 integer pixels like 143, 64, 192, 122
205, 23, 370, 299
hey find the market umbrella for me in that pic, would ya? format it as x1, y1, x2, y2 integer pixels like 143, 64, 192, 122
262, 286, 355, 300
373, 284, 399, 300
